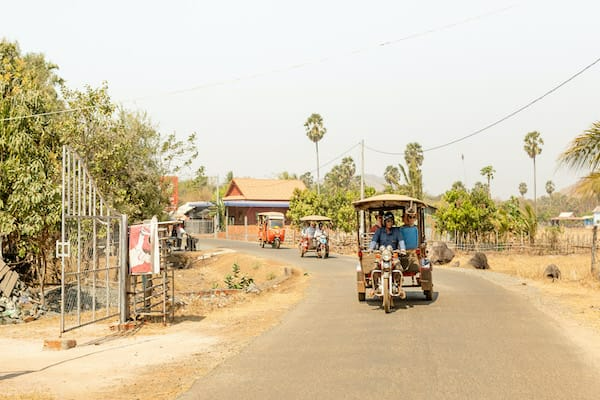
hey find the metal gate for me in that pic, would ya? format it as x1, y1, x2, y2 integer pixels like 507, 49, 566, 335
55, 146, 128, 334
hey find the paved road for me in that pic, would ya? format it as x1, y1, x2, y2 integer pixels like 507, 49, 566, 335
179, 239, 600, 399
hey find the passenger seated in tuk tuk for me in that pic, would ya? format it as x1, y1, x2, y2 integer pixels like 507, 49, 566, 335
399, 207, 420, 273
369, 212, 383, 233
302, 221, 316, 238
368, 212, 406, 253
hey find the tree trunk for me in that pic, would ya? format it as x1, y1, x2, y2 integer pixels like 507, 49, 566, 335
315, 141, 320, 195
533, 157, 537, 213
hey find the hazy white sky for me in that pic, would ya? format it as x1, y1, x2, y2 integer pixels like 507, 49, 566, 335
4, 0, 600, 199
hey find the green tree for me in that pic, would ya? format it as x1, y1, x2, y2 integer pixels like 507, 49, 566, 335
383, 165, 401, 192
434, 182, 496, 243
62, 84, 197, 221
518, 182, 528, 198
480, 165, 495, 197
400, 142, 424, 199
0, 40, 64, 287
299, 172, 314, 190
524, 131, 544, 212
304, 113, 326, 195
545, 180, 555, 197
558, 121, 600, 199
277, 171, 298, 180
323, 157, 359, 194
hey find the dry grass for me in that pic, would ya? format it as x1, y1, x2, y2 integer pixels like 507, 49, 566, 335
443, 251, 600, 334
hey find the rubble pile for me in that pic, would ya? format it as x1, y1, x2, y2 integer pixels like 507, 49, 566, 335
0, 260, 46, 324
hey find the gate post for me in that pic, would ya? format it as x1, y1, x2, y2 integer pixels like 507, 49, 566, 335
120, 214, 129, 323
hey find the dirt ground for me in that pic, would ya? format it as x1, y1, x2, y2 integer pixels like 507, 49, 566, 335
1, 248, 600, 400
0, 249, 310, 400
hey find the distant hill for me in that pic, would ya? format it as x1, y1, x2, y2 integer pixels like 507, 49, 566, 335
363, 174, 386, 191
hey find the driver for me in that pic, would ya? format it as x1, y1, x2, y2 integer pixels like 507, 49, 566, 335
315, 222, 325, 238
369, 212, 406, 253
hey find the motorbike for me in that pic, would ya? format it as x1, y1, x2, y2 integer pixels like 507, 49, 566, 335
371, 245, 405, 313
352, 194, 434, 312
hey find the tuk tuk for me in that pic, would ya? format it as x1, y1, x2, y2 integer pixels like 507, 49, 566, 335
257, 212, 286, 249
298, 215, 332, 258
352, 194, 433, 312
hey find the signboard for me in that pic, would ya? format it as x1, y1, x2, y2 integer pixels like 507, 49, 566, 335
129, 216, 159, 275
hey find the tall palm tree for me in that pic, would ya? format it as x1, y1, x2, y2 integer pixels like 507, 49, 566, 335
558, 121, 600, 199
304, 113, 327, 195
518, 182, 528, 198
480, 165, 495, 197
523, 131, 544, 212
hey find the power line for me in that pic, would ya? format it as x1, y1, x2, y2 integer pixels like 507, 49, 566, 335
365, 54, 600, 156
1, 5, 513, 123
0, 106, 95, 122
312, 142, 362, 176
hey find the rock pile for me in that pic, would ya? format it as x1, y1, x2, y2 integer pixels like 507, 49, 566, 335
1, 259, 46, 324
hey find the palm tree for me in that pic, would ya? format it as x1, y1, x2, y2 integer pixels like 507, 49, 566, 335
399, 142, 424, 199
383, 165, 401, 192
518, 182, 528, 198
304, 113, 327, 195
524, 131, 544, 212
480, 165, 495, 197
545, 180, 555, 197
558, 121, 600, 199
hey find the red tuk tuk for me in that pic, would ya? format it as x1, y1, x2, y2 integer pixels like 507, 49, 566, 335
257, 212, 286, 249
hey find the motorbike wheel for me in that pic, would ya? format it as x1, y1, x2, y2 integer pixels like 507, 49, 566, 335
261, 240, 265, 248
383, 276, 391, 313
424, 290, 433, 301
358, 292, 366, 302
274, 238, 281, 249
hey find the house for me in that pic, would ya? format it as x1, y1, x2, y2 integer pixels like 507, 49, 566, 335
550, 211, 592, 227
172, 201, 215, 234
223, 178, 306, 226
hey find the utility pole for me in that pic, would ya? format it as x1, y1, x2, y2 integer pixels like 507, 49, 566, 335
360, 140, 365, 234
360, 139, 365, 200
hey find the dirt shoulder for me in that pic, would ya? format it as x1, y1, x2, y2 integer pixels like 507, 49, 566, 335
0, 249, 310, 400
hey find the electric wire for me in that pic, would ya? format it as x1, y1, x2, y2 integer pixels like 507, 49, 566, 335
0, 5, 513, 123
364, 54, 600, 157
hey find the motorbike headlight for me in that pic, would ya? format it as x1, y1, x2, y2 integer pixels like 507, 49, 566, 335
382, 247, 392, 262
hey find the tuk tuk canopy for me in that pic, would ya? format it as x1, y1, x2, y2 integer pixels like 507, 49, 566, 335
352, 194, 428, 211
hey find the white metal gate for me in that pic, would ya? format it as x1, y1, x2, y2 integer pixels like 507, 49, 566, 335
55, 146, 128, 334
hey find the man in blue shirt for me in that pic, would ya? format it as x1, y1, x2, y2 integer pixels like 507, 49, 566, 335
369, 212, 406, 253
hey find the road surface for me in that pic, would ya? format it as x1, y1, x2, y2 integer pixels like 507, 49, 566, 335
179, 238, 600, 399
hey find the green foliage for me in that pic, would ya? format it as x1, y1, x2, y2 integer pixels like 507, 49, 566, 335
61, 85, 197, 222
558, 121, 600, 199
299, 172, 314, 190
383, 142, 424, 198
277, 171, 298, 180
322, 157, 359, 194
224, 262, 254, 289
434, 183, 497, 241
287, 156, 365, 233
0, 40, 64, 261
518, 182, 528, 197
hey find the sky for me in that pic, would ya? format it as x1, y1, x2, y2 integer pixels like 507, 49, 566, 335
3, 0, 600, 199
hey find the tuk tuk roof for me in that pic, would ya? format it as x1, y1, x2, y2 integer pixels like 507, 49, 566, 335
299, 215, 332, 222
257, 211, 285, 219
352, 194, 427, 211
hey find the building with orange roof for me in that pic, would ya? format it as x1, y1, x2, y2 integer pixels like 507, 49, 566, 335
223, 178, 306, 226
